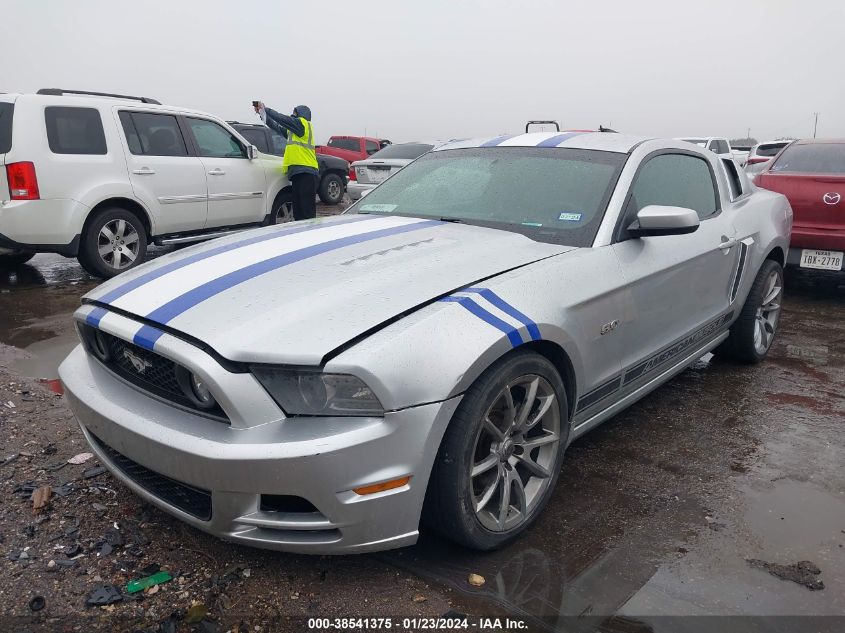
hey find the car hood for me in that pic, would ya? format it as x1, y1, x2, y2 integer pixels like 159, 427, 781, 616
86, 215, 573, 364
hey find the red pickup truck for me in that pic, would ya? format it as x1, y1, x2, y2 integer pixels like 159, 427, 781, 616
317, 136, 391, 163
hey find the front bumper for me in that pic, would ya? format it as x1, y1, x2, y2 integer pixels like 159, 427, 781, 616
59, 345, 460, 554
347, 182, 376, 201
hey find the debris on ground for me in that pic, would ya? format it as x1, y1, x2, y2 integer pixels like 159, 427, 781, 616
185, 602, 208, 623
413, 594, 428, 603
68, 451, 93, 465
85, 583, 124, 607
28, 595, 45, 612
126, 570, 172, 594
31, 484, 52, 513
747, 559, 825, 591
468, 573, 485, 587
82, 466, 107, 479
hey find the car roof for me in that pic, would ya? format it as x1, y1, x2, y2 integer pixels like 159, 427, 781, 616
15, 92, 219, 120
793, 138, 845, 145
434, 131, 652, 154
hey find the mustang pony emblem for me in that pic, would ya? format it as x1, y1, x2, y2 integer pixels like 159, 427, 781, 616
823, 192, 841, 205
123, 349, 152, 374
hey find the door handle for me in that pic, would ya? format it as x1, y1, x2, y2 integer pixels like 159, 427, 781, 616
719, 236, 738, 250
208, 169, 226, 176
132, 167, 155, 175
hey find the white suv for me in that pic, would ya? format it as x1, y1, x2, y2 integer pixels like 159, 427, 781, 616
0, 89, 294, 277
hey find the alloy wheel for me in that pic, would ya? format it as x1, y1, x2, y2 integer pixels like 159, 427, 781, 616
327, 179, 342, 201
97, 218, 140, 270
753, 268, 782, 355
276, 200, 294, 223
470, 375, 561, 533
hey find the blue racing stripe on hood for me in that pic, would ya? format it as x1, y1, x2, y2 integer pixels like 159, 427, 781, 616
96, 215, 377, 305
480, 135, 515, 147
85, 307, 109, 328
535, 132, 585, 147
138, 220, 444, 346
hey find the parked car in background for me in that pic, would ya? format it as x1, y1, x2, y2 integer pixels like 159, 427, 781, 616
60, 130, 790, 553
731, 147, 750, 167
754, 139, 844, 273
230, 121, 349, 206
745, 140, 794, 179
317, 135, 391, 163
1, 90, 294, 277
677, 137, 734, 159
348, 142, 436, 200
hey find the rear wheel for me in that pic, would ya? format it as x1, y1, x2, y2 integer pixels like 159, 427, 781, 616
715, 259, 783, 363
318, 173, 345, 205
78, 207, 147, 278
423, 350, 569, 550
0, 251, 35, 267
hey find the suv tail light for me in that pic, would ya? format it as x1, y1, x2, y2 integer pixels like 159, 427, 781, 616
6, 162, 40, 200
348, 167, 356, 181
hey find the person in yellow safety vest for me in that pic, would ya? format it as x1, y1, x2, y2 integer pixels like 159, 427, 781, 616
253, 101, 319, 221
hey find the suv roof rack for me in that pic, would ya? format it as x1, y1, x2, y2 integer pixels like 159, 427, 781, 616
36, 88, 161, 105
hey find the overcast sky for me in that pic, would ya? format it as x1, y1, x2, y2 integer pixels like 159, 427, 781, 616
2, 0, 842, 144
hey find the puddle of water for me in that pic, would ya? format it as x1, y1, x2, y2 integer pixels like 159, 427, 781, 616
8, 332, 79, 380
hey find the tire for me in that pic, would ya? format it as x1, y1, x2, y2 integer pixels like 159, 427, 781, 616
318, 172, 345, 205
268, 191, 294, 225
423, 350, 569, 550
0, 251, 35, 267
714, 259, 784, 363
78, 207, 148, 279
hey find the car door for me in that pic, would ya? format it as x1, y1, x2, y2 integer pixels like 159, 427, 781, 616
612, 151, 741, 382
184, 117, 267, 228
118, 110, 208, 233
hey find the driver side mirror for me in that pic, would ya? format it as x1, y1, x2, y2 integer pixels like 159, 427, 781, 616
246, 144, 258, 160
627, 205, 700, 237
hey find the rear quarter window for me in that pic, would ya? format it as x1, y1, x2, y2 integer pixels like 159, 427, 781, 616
0, 103, 13, 153
45, 106, 107, 155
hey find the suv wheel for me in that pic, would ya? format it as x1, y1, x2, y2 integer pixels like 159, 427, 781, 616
78, 207, 147, 278
318, 173, 345, 205
423, 350, 569, 550
715, 259, 783, 363
270, 191, 294, 224
0, 250, 35, 268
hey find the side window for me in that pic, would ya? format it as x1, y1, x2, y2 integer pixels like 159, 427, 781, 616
186, 118, 246, 158
365, 140, 379, 155
119, 112, 188, 157
44, 107, 107, 155
721, 158, 743, 200
625, 154, 718, 228
237, 127, 269, 153
269, 132, 287, 156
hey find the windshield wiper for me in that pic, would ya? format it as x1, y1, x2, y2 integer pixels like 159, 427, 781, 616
438, 217, 463, 223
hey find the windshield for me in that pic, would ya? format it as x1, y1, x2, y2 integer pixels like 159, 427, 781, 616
369, 143, 433, 160
770, 143, 845, 175
349, 147, 626, 247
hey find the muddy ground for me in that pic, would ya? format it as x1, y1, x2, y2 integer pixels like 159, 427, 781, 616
0, 207, 843, 632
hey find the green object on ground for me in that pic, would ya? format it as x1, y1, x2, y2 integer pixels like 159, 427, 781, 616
126, 570, 172, 594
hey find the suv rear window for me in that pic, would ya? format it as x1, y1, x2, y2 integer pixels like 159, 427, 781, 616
45, 106, 107, 155
770, 143, 845, 175
0, 103, 13, 153
119, 112, 188, 157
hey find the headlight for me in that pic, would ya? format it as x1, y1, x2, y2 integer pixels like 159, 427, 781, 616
251, 367, 384, 417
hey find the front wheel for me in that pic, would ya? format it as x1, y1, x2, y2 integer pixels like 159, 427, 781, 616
423, 350, 569, 550
715, 259, 784, 363
318, 173, 345, 205
0, 250, 35, 267
78, 208, 147, 278
268, 191, 294, 225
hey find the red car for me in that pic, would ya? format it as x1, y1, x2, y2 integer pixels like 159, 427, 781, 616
316, 135, 391, 163
755, 139, 845, 273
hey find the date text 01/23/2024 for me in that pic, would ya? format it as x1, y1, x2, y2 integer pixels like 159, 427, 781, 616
306, 617, 529, 630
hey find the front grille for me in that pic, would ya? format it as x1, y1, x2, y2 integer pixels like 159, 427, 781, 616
80, 324, 228, 422
90, 433, 212, 521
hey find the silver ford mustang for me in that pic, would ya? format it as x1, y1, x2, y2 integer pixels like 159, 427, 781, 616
59, 131, 792, 553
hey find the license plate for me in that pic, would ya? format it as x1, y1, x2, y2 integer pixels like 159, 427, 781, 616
368, 168, 390, 183
799, 248, 843, 271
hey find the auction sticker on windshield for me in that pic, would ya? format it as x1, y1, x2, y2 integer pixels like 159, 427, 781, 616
558, 212, 583, 222
359, 204, 398, 213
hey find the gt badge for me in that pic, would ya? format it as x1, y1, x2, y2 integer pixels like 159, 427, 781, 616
601, 320, 620, 335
